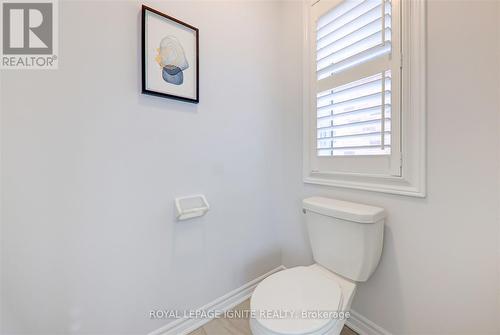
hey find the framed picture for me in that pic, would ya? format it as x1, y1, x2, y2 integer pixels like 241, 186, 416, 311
142, 5, 199, 103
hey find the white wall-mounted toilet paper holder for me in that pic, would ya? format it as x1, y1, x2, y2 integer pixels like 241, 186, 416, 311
174, 194, 210, 221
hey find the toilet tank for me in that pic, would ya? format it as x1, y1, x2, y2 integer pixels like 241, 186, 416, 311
303, 197, 385, 282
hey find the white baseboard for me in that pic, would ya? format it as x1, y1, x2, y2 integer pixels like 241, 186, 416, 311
148, 265, 286, 335
148, 264, 391, 335
346, 309, 393, 335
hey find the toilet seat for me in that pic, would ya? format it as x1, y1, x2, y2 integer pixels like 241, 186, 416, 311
250, 266, 344, 335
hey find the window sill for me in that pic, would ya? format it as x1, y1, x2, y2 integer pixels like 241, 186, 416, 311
304, 172, 426, 198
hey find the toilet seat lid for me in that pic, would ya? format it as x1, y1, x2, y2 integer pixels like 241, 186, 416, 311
251, 267, 343, 335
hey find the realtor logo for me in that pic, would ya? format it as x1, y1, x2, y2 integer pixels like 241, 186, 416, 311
1, 0, 58, 69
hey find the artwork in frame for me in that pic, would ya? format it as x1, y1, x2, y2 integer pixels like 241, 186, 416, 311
142, 5, 199, 103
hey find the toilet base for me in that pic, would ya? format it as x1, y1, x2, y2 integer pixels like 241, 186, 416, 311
250, 317, 346, 335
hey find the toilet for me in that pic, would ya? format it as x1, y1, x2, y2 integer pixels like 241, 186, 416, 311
250, 197, 385, 335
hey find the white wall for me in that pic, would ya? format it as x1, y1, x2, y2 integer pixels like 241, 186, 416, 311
2, 1, 500, 335
0, 1, 290, 334
281, 1, 500, 334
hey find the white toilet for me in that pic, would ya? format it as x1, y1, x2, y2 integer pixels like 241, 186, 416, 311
250, 197, 385, 335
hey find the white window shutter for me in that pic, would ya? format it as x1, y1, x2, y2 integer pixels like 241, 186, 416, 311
315, 0, 395, 158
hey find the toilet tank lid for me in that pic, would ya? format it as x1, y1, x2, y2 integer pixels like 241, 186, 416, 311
303, 197, 385, 223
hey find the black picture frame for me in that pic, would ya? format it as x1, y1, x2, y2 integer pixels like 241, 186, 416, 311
141, 5, 199, 104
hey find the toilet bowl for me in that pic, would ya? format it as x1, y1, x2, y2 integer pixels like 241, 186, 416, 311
249, 197, 385, 335
250, 264, 356, 335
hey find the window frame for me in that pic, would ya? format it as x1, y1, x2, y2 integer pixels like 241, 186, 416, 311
302, 0, 427, 197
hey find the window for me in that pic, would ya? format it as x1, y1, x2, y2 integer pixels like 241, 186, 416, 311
316, 72, 393, 157
303, 0, 426, 197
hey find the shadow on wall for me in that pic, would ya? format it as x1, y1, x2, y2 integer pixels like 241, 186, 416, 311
352, 225, 406, 331
172, 217, 207, 264
243, 248, 283, 284
170, 211, 281, 303
281, 198, 315, 267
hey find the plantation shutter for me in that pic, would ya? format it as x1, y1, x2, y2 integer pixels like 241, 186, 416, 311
309, 0, 401, 176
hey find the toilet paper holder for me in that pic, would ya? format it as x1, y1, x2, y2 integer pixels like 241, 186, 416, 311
174, 194, 210, 221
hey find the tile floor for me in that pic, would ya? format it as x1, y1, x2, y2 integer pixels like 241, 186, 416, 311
188, 299, 358, 335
